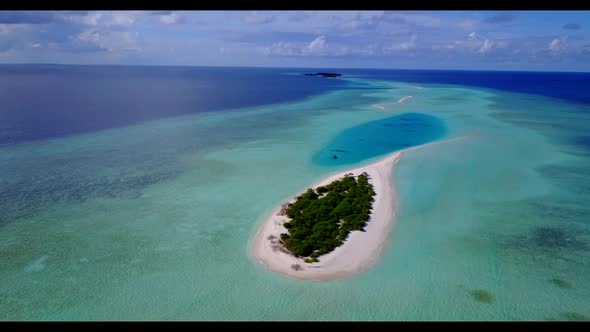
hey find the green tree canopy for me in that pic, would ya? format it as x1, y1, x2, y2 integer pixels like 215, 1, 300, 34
280, 173, 376, 259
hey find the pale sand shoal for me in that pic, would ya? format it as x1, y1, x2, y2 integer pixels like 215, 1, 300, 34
373, 96, 413, 111
397, 95, 413, 104
250, 137, 466, 281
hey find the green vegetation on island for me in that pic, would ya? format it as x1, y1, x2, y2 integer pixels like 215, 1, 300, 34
279, 172, 376, 261
303, 72, 342, 78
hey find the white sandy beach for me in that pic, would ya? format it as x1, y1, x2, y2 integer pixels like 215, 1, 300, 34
251, 137, 466, 281
251, 150, 402, 281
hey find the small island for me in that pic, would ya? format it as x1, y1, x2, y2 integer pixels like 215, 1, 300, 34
252, 151, 402, 281
280, 172, 375, 263
303, 72, 342, 78
251, 138, 465, 280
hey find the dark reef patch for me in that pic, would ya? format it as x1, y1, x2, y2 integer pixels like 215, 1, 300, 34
550, 278, 572, 289
536, 164, 590, 198
563, 312, 589, 321
526, 200, 590, 225
533, 227, 586, 250
502, 219, 589, 256
470, 289, 493, 304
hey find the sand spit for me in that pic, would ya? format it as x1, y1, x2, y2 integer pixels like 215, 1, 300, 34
251, 137, 466, 281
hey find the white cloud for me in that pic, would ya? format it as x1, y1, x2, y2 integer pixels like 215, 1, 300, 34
2, 11, 587, 70
262, 41, 301, 57
47, 42, 59, 50
159, 13, 184, 25
548, 37, 567, 53
77, 29, 101, 44
0, 24, 9, 35
337, 19, 376, 31
336, 12, 383, 31
405, 14, 441, 28
380, 29, 414, 37
383, 12, 441, 28
496, 40, 509, 48
478, 39, 494, 54
303, 35, 327, 55
109, 13, 136, 27
72, 29, 141, 53
459, 20, 477, 30
261, 35, 363, 57
288, 11, 311, 22
60, 12, 100, 26
63, 12, 140, 28
243, 11, 274, 25
436, 38, 480, 52
384, 35, 417, 53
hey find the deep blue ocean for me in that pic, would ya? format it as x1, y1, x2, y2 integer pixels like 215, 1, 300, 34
0, 65, 350, 144
339, 68, 590, 106
2, 65, 589, 146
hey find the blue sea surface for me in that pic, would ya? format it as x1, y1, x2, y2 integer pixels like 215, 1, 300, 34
337, 68, 590, 105
1, 65, 590, 321
312, 112, 446, 166
0, 64, 349, 144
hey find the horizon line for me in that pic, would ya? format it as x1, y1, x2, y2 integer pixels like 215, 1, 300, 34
0, 62, 589, 74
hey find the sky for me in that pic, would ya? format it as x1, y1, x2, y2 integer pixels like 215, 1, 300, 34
0, 10, 589, 71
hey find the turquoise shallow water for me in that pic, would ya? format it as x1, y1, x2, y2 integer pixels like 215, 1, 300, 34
312, 112, 446, 166
1, 78, 590, 320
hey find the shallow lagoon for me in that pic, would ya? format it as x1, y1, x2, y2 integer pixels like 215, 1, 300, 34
312, 112, 446, 166
1, 75, 589, 320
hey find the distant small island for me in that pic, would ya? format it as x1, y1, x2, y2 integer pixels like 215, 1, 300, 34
303, 72, 342, 78
279, 172, 375, 263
